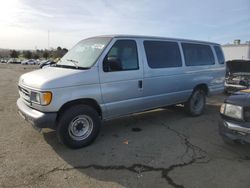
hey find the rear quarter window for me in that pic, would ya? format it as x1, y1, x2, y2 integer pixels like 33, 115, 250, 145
182, 43, 215, 66
214, 46, 225, 64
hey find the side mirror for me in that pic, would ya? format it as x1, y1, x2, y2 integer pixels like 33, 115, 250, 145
103, 56, 122, 72
239, 80, 249, 87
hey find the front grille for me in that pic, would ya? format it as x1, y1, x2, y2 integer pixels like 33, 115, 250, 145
18, 86, 30, 103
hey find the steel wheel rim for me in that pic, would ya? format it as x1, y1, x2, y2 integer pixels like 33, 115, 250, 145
68, 115, 93, 141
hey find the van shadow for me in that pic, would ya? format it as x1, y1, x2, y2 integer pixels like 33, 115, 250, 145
42, 103, 250, 187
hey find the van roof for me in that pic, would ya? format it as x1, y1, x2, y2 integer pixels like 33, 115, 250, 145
90, 34, 220, 45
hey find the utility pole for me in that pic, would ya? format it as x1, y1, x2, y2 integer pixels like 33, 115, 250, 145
48, 30, 50, 50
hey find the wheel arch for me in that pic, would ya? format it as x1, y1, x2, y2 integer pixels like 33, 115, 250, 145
193, 83, 209, 96
57, 98, 102, 122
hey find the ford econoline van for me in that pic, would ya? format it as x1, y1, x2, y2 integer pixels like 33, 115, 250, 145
17, 35, 225, 148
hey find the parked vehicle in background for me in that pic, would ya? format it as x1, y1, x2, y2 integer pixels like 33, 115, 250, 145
7, 59, 13, 64
219, 89, 250, 144
7, 58, 21, 64
37, 60, 46, 65
21, 60, 27, 65
21, 59, 37, 65
17, 35, 225, 148
1, 58, 9, 63
39, 60, 56, 69
224, 60, 250, 93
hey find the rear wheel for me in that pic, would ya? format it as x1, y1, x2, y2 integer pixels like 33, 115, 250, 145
56, 105, 101, 149
185, 89, 206, 116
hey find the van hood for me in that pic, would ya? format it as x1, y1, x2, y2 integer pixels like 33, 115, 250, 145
19, 66, 99, 90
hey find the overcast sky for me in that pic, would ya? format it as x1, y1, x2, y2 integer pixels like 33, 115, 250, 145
0, 0, 250, 50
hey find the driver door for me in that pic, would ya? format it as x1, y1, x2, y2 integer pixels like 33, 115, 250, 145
99, 39, 144, 119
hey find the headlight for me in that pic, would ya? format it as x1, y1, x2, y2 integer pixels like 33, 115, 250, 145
220, 103, 243, 120
220, 103, 225, 114
30, 91, 52, 105
30, 92, 41, 104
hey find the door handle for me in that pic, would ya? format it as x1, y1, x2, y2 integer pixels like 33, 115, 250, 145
138, 80, 143, 89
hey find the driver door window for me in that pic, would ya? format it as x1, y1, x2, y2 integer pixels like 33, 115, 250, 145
103, 40, 139, 72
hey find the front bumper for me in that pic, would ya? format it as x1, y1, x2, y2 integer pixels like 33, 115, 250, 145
218, 118, 250, 143
17, 98, 57, 129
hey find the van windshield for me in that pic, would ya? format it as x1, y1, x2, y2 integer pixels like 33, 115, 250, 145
57, 37, 111, 69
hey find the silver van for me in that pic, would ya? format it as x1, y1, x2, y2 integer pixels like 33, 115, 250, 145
17, 35, 225, 148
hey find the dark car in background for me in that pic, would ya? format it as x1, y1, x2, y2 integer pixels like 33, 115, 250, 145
219, 90, 250, 144
224, 60, 250, 93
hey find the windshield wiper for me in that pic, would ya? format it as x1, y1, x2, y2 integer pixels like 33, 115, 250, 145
53, 64, 90, 70
67, 59, 79, 68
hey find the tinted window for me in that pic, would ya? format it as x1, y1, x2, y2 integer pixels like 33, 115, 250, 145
182, 43, 215, 66
103, 40, 138, 72
144, 41, 182, 68
214, 46, 225, 64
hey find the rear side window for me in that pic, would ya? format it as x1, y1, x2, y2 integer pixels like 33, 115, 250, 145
144, 41, 182, 68
214, 46, 225, 64
182, 43, 215, 66
103, 40, 139, 72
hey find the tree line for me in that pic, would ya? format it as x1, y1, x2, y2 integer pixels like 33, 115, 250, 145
4, 47, 68, 60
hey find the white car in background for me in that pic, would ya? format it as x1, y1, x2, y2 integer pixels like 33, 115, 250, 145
7, 58, 21, 64
21, 59, 37, 65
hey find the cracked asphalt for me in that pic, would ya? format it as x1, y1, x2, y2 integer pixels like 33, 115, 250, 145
1, 64, 250, 188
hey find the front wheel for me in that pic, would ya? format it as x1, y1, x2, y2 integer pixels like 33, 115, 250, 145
56, 105, 101, 149
185, 89, 206, 116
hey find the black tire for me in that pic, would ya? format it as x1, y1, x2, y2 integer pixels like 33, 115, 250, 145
185, 89, 206, 116
56, 105, 101, 149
